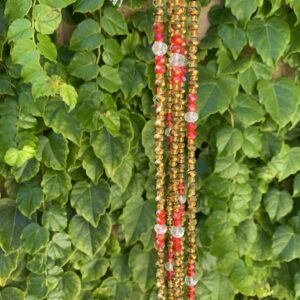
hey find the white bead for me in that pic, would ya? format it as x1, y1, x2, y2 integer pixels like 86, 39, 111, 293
153, 96, 157, 103
169, 53, 186, 67
165, 128, 171, 136
165, 262, 173, 271
185, 276, 198, 286
154, 224, 167, 234
184, 112, 198, 123
152, 41, 168, 56
179, 195, 186, 204
171, 226, 184, 238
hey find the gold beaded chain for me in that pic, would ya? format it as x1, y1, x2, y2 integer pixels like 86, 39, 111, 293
152, 0, 200, 299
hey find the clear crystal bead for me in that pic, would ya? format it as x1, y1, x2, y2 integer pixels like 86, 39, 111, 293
171, 226, 184, 238
184, 111, 198, 123
169, 53, 186, 67
185, 276, 198, 286
179, 195, 186, 204
165, 128, 171, 136
165, 262, 173, 271
153, 95, 157, 103
154, 224, 167, 234
152, 41, 168, 56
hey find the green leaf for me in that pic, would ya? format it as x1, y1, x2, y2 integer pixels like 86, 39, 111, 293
91, 114, 133, 176
102, 38, 123, 66
38, 0, 77, 8
121, 32, 141, 57
287, 0, 300, 25
0, 198, 30, 253
59, 83, 78, 111
68, 214, 111, 256
21, 223, 49, 254
269, 146, 300, 181
32, 4, 61, 34
5, 0, 32, 20
26, 253, 46, 274
41, 169, 72, 201
48, 232, 71, 259
0, 249, 18, 286
11, 158, 40, 183
119, 197, 155, 245
247, 17, 290, 66
263, 188, 293, 222
232, 93, 265, 126
257, 78, 300, 128
58, 271, 81, 299
216, 127, 243, 156
68, 52, 99, 81
225, 0, 263, 22
293, 174, 300, 197
242, 127, 262, 158
132, 10, 154, 42
218, 24, 247, 59
214, 157, 239, 179
71, 180, 110, 227
110, 255, 130, 281
98, 65, 122, 93
16, 185, 43, 218
70, 19, 104, 51
27, 274, 48, 299
37, 33, 57, 62
7, 18, 34, 42
4, 145, 35, 167
235, 219, 257, 255
81, 147, 104, 183
129, 246, 155, 291
0, 75, 14, 96
74, 0, 104, 13
102, 110, 121, 136
100, 7, 128, 36
43, 98, 81, 145
0, 287, 25, 300
80, 257, 109, 281
42, 204, 67, 232
119, 58, 146, 100
36, 132, 69, 171
272, 225, 300, 261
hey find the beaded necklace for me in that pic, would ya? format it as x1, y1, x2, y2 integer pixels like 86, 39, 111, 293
153, 0, 200, 299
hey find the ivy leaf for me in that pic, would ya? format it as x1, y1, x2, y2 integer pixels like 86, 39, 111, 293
102, 110, 121, 137
98, 65, 122, 93
119, 197, 155, 245
225, 0, 263, 22
59, 83, 78, 111
272, 225, 300, 261
4, 0, 32, 20
293, 174, 300, 197
48, 232, 72, 259
80, 257, 109, 281
41, 169, 72, 201
70, 19, 104, 51
0, 249, 18, 287
0, 198, 30, 253
68, 52, 99, 81
37, 33, 57, 62
42, 204, 67, 232
38, 0, 77, 8
100, 7, 128, 36
242, 127, 262, 158
119, 58, 146, 100
214, 157, 239, 179
132, 10, 154, 42
102, 38, 123, 66
68, 214, 111, 256
70, 180, 110, 227
21, 223, 49, 254
11, 158, 40, 183
7, 18, 34, 43
110, 255, 130, 281
81, 147, 104, 183
27, 274, 48, 299
74, 0, 104, 13
247, 17, 290, 66
4, 146, 36, 167
91, 114, 133, 176
216, 127, 243, 156
235, 219, 257, 255
263, 188, 293, 222
36, 132, 69, 171
32, 4, 61, 35
43, 98, 81, 145
0, 287, 25, 300
258, 78, 300, 128
16, 185, 43, 218
286, 0, 300, 25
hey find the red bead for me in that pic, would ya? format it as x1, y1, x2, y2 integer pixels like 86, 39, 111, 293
167, 136, 173, 143
172, 67, 184, 77
171, 76, 181, 85
170, 34, 184, 45
167, 271, 173, 280
187, 103, 197, 112
187, 290, 196, 299
155, 55, 165, 66
156, 210, 166, 218
155, 65, 166, 75
156, 233, 165, 241
178, 182, 184, 190
187, 264, 196, 276
186, 122, 196, 130
170, 44, 185, 54
187, 93, 197, 103
165, 113, 172, 120
167, 251, 173, 259
187, 131, 196, 140
173, 243, 182, 252
154, 33, 164, 41
153, 22, 164, 33
181, 204, 185, 212
166, 120, 172, 127
156, 217, 165, 225
155, 239, 164, 249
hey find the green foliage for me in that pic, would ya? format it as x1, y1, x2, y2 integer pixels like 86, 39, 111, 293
0, 0, 300, 299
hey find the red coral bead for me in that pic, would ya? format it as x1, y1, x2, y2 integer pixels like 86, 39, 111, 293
187, 291, 196, 299
167, 271, 173, 280
178, 182, 184, 190
156, 233, 165, 241
171, 76, 181, 85
156, 217, 165, 225
172, 67, 184, 77
155, 65, 166, 74
187, 93, 197, 103
187, 103, 197, 112
170, 34, 184, 45
170, 44, 185, 54
186, 122, 196, 130
167, 251, 173, 259
187, 131, 197, 140
165, 113, 172, 120
166, 120, 172, 127
173, 243, 182, 252
155, 240, 164, 249
153, 22, 164, 33
154, 33, 164, 41
155, 55, 165, 66
156, 210, 166, 218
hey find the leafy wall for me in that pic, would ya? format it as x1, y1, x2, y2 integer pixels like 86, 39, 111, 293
0, 0, 300, 299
